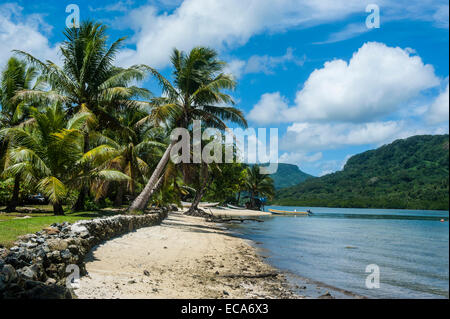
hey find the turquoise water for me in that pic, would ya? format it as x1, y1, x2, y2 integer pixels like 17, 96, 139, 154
227, 206, 449, 299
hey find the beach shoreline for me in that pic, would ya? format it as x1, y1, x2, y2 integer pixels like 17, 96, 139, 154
75, 210, 302, 299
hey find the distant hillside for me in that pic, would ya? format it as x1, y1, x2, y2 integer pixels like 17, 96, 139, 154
273, 135, 449, 210
269, 163, 313, 189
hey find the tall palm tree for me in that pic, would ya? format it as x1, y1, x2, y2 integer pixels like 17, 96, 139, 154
1, 104, 129, 215
13, 21, 152, 210
128, 47, 248, 213
244, 165, 275, 210
0, 57, 41, 211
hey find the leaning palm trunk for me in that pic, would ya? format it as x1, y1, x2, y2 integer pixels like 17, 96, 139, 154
6, 174, 20, 212
128, 141, 175, 212
186, 163, 211, 216
143, 175, 164, 208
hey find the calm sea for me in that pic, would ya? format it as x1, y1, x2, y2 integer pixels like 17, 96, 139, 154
226, 206, 449, 299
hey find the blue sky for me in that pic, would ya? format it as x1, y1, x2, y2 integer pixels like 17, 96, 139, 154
1, 0, 449, 176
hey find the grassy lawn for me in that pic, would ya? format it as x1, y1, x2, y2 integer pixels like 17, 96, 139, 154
0, 209, 121, 248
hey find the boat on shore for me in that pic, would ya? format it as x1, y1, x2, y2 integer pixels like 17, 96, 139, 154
269, 208, 312, 216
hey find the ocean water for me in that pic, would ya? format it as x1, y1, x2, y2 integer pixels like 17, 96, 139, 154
226, 206, 449, 299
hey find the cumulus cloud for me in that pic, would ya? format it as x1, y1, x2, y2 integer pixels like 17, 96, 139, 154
427, 83, 450, 124
225, 48, 305, 79
280, 120, 445, 152
0, 3, 59, 67
247, 92, 289, 125
117, 0, 368, 67
248, 42, 440, 124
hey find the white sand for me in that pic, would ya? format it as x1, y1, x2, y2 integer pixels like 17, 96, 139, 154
75, 212, 297, 299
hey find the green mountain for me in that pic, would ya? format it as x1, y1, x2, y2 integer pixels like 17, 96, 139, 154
273, 135, 449, 210
269, 163, 313, 189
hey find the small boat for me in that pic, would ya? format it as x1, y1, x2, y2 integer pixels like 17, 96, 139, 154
269, 209, 311, 216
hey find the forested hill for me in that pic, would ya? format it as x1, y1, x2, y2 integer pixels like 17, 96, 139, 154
269, 163, 313, 189
273, 135, 449, 210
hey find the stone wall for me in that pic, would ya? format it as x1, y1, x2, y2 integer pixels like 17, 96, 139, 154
0, 209, 168, 299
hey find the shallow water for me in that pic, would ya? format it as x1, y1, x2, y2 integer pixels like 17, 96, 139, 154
227, 206, 449, 299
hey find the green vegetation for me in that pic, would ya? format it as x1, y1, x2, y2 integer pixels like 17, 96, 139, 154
274, 135, 449, 211
243, 164, 275, 210
0, 19, 251, 227
0, 209, 119, 247
268, 163, 313, 189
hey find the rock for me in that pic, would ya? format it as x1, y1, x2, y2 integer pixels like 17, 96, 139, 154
60, 249, 71, 261
1, 264, 18, 283
67, 245, 79, 254
319, 291, 334, 299
223, 290, 229, 296
47, 239, 68, 251
70, 224, 89, 237
24, 242, 38, 249
17, 265, 38, 281
22, 281, 73, 299
0, 210, 168, 299
43, 227, 60, 235
128, 279, 137, 284
45, 278, 57, 285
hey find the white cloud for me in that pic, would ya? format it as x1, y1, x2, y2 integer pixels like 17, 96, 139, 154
427, 83, 450, 124
114, 0, 450, 67
279, 151, 323, 165
117, 0, 369, 67
89, 0, 135, 12
0, 3, 59, 67
247, 92, 289, 125
433, 4, 449, 28
314, 23, 370, 44
280, 120, 445, 152
249, 42, 440, 124
225, 48, 305, 79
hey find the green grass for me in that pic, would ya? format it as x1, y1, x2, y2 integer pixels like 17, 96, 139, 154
0, 210, 121, 248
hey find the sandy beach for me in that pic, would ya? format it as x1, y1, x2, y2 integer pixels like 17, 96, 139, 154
75, 210, 300, 299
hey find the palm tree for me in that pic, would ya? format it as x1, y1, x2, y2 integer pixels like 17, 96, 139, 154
13, 21, 152, 210
244, 165, 275, 210
1, 104, 129, 215
0, 57, 41, 211
128, 47, 248, 213
83, 108, 165, 205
